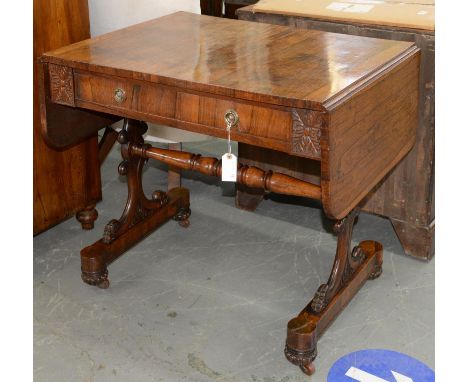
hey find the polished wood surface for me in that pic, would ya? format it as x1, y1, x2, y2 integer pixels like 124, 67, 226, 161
41, 12, 414, 110
238, 5, 434, 259
40, 12, 419, 220
40, 13, 419, 375
71, 69, 297, 155
322, 51, 419, 218
33, 0, 101, 234
135, 146, 322, 200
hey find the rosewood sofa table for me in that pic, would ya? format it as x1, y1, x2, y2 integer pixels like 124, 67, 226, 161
39, 12, 419, 375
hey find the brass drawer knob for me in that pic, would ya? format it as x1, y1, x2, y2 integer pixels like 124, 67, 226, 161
114, 88, 126, 103
224, 109, 239, 129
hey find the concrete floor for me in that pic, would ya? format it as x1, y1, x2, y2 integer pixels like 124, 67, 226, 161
34, 140, 434, 382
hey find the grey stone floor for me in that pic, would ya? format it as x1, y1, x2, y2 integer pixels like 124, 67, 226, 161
34, 140, 434, 382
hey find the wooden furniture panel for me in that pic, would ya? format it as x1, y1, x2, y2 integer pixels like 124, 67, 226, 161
73, 70, 294, 147
237, 4, 434, 259
33, 0, 101, 234
225, 1, 258, 18
200, 0, 223, 17
40, 13, 419, 375
74, 71, 177, 118
39, 63, 118, 149
199, 0, 258, 19
323, 51, 419, 219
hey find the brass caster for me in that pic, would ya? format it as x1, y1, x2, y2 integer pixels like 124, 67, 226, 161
97, 279, 110, 289
300, 362, 316, 376
174, 207, 191, 228
284, 345, 317, 376
178, 219, 190, 228
369, 264, 383, 280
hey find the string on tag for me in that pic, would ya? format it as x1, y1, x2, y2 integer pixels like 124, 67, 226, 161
224, 109, 238, 158
226, 120, 232, 158
222, 110, 239, 182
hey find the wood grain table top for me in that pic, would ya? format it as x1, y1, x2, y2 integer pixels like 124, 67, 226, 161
40, 11, 420, 221
42, 11, 415, 110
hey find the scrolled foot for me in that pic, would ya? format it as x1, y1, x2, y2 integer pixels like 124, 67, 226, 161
76, 205, 98, 230
284, 345, 317, 376
81, 268, 109, 289
174, 207, 191, 228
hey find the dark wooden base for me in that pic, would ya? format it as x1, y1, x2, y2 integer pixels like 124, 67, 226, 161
80, 119, 190, 288
76, 205, 98, 230
79, 119, 384, 376
285, 210, 383, 375
81, 187, 190, 288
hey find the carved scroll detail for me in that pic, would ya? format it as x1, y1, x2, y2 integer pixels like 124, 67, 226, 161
291, 109, 322, 158
308, 209, 366, 314
49, 64, 74, 106
100, 120, 168, 245
284, 346, 317, 375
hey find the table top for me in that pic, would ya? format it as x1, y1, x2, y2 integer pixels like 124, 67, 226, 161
42, 11, 415, 110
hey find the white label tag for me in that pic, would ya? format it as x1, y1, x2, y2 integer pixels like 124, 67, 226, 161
222, 153, 237, 182
326, 2, 374, 13
343, 4, 374, 13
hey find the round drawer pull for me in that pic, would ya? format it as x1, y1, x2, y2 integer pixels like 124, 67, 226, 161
114, 88, 126, 103
224, 109, 239, 129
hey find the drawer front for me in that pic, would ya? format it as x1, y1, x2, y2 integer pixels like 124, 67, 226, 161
52, 66, 322, 159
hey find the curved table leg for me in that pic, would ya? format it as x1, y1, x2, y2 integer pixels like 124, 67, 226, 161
285, 209, 383, 375
80, 119, 190, 288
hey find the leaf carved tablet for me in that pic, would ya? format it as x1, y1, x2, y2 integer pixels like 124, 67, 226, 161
291, 109, 323, 158
49, 64, 74, 106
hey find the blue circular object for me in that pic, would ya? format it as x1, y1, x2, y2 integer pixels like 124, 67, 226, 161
327, 349, 434, 382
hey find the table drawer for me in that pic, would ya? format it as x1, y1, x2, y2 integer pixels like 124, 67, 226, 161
50, 65, 322, 159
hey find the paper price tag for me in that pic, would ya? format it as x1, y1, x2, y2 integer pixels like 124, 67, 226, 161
222, 153, 237, 182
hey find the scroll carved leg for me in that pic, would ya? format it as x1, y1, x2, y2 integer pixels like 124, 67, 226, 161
80, 119, 190, 288
285, 209, 383, 375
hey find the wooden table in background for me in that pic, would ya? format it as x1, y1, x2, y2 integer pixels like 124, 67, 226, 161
39, 12, 419, 375
237, 3, 435, 260
200, 0, 258, 18
33, 0, 104, 234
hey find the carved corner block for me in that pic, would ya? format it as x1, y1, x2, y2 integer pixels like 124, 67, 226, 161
49, 63, 75, 106
291, 109, 323, 159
